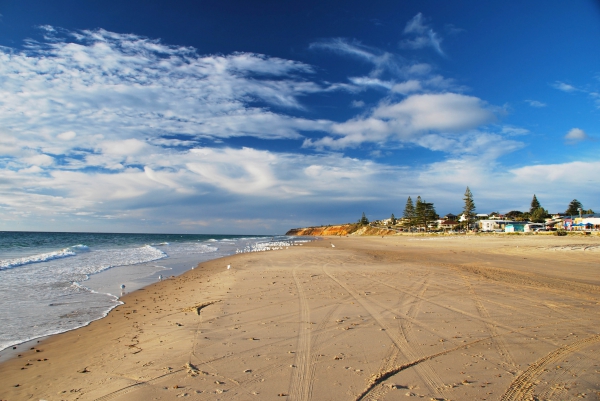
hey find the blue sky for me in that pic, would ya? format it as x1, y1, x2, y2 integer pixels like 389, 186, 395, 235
0, 0, 599, 234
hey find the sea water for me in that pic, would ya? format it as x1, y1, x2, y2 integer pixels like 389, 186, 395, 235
0, 232, 310, 354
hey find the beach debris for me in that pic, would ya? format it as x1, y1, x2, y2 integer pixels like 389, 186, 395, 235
244, 369, 252, 373
331, 243, 335, 247
77, 367, 90, 373
181, 300, 220, 315
227, 264, 231, 269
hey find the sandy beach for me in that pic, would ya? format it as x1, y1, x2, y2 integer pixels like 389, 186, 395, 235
1, 235, 599, 401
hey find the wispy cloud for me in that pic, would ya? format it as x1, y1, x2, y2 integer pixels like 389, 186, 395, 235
400, 13, 444, 56
310, 38, 405, 78
552, 81, 577, 92
310, 38, 463, 95
525, 99, 547, 108
0, 28, 331, 158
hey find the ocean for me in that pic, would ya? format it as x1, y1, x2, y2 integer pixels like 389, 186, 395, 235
0, 231, 310, 355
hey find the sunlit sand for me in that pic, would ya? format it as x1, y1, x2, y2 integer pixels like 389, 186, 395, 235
1, 235, 599, 401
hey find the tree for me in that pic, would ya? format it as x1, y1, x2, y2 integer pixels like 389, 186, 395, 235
402, 196, 415, 230
358, 212, 369, 225
530, 207, 548, 223
530, 194, 541, 214
505, 210, 523, 220
565, 199, 583, 216
390, 213, 397, 225
415, 198, 437, 231
462, 187, 476, 229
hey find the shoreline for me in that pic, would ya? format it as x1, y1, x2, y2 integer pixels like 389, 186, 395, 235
1, 235, 599, 400
0, 235, 307, 360
0, 244, 268, 363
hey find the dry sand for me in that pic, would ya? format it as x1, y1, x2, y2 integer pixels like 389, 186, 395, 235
1, 235, 599, 401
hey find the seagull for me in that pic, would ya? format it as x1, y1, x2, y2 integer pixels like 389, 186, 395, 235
158, 275, 163, 280
120, 284, 125, 289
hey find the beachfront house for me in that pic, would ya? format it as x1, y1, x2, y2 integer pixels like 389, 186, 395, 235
438, 220, 459, 231
479, 219, 521, 232
573, 215, 600, 230
505, 223, 526, 232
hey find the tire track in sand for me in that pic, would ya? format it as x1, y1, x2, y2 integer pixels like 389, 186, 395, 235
288, 263, 313, 401
365, 273, 432, 401
500, 334, 600, 401
459, 273, 518, 372
322, 266, 451, 400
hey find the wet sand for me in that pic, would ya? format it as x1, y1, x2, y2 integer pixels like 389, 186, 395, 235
1, 235, 599, 401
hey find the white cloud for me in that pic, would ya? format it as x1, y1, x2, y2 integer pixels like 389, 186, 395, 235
306, 93, 495, 150
525, 100, 546, 108
392, 80, 422, 94
564, 128, 590, 143
57, 131, 77, 140
0, 28, 332, 158
23, 154, 55, 167
98, 139, 150, 156
552, 81, 577, 92
400, 13, 444, 56
310, 38, 406, 78
1, 27, 595, 233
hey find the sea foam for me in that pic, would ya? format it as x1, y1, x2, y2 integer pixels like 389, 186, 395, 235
0, 248, 78, 270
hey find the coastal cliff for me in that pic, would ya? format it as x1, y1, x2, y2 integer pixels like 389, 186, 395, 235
286, 224, 397, 236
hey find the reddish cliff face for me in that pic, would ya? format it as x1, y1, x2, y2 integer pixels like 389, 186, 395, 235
285, 224, 397, 236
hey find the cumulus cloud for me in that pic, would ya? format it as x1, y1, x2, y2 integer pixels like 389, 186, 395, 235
564, 128, 591, 143
400, 13, 444, 56
305, 93, 496, 149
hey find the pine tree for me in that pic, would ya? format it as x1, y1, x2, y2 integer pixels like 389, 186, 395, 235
359, 212, 369, 225
415, 196, 423, 230
530, 194, 541, 214
390, 213, 397, 225
566, 199, 583, 216
415, 199, 437, 231
463, 187, 476, 229
402, 196, 415, 230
